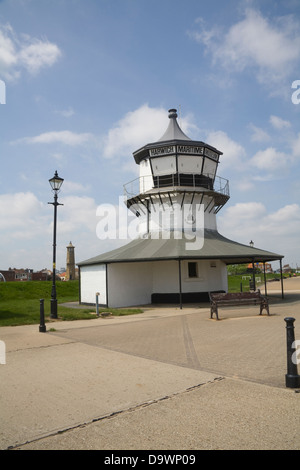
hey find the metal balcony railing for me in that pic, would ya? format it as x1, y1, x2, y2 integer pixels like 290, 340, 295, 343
124, 173, 230, 201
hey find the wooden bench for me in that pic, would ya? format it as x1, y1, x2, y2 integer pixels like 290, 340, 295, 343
209, 291, 270, 320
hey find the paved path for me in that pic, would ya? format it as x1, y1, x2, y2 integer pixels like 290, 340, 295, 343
0, 277, 300, 450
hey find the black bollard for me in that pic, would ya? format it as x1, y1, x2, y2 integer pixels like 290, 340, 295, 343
39, 299, 46, 333
284, 317, 300, 388
96, 292, 100, 317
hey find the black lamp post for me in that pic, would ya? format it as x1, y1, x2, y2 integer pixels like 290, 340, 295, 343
48, 171, 64, 319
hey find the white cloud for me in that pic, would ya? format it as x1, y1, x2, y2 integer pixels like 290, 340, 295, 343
0, 23, 61, 80
16, 130, 93, 146
62, 180, 91, 195
235, 178, 255, 192
292, 133, 300, 157
206, 130, 246, 169
0, 191, 102, 270
58, 195, 98, 234
102, 104, 196, 159
102, 104, 167, 159
269, 115, 291, 129
250, 147, 289, 171
223, 202, 267, 223
52, 152, 64, 161
189, 8, 300, 87
0, 25, 18, 79
191, 17, 220, 49
218, 201, 267, 245
0, 192, 44, 230
248, 123, 270, 143
18, 39, 61, 75
56, 107, 75, 118
218, 202, 300, 264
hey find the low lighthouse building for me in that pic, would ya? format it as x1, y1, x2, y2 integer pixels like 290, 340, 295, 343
78, 109, 283, 308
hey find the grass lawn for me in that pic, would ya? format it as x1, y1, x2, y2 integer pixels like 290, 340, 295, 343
1, 273, 294, 327
227, 272, 284, 292
0, 280, 143, 327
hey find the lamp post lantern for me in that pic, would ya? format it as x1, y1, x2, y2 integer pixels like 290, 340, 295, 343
48, 171, 64, 319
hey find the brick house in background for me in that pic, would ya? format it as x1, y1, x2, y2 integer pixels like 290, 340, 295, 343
0, 269, 16, 282
247, 262, 273, 273
0, 268, 51, 282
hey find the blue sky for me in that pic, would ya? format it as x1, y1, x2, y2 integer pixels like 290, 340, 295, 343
0, 0, 300, 272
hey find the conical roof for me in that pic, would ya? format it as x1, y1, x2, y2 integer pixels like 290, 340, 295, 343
133, 107, 221, 164
158, 109, 191, 142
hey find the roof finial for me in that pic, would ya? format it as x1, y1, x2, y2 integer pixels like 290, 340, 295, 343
168, 109, 177, 119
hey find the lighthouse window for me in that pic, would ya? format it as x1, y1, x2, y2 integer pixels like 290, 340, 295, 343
188, 262, 198, 278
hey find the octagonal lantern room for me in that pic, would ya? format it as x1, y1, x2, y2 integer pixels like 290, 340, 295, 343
134, 108, 221, 190
123, 108, 230, 235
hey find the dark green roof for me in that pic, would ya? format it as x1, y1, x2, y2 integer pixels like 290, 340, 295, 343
78, 230, 283, 266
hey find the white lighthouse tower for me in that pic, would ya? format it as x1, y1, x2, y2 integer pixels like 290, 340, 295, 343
78, 108, 283, 308
124, 108, 229, 241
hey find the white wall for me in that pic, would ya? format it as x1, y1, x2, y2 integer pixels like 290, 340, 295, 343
181, 259, 228, 293
139, 159, 153, 193
152, 259, 227, 294
146, 193, 217, 234
80, 258, 228, 308
152, 260, 180, 293
107, 262, 153, 308
80, 264, 107, 305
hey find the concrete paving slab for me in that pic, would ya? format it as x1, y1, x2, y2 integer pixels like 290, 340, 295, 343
0, 339, 219, 449
0, 278, 300, 450
16, 378, 300, 451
